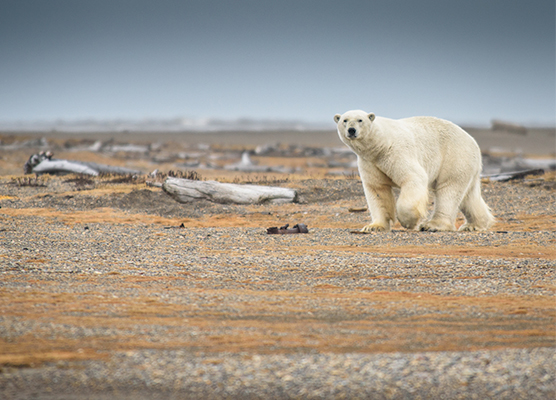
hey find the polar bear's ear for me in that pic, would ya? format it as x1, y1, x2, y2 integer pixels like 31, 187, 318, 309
368, 113, 376, 122
334, 114, 341, 123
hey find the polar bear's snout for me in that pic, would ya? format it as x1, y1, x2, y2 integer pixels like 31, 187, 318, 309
347, 127, 357, 138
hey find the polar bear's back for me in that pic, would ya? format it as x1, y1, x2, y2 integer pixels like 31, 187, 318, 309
394, 116, 482, 178
399, 116, 475, 144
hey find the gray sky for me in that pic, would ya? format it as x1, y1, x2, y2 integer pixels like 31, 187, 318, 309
1, 0, 554, 125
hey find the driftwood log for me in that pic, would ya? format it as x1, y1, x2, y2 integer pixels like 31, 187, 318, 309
31, 160, 101, 176
24, 152, 142, 176
163, 177, 298, 204
482, 168, 546, 182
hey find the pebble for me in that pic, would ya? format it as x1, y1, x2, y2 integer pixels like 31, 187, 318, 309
1, 348, 554, 399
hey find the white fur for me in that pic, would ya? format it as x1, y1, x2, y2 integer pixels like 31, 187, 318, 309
334, 110, 495, 232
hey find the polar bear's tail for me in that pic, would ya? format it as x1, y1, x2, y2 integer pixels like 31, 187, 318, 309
459, 177, 495, 231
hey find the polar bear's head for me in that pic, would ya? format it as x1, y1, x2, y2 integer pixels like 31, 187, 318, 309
334, 110, 376, 142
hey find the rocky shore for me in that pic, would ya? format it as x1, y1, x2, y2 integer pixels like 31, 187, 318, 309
0, 130, 554, 399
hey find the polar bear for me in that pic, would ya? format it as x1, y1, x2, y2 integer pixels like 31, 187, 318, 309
334, 110, 494, 232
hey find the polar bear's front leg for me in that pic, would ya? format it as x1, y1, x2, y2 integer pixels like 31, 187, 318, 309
396, 177, 429, 230
357, 159, 396, 232
360, 183, 396, 232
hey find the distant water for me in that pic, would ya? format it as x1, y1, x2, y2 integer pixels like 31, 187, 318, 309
0, 118, 332, 132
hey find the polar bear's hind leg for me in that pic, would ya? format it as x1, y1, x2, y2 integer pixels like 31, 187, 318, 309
419, 183, 465, 231
459, 178, 495, 231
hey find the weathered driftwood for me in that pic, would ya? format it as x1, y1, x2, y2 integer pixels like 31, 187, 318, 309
31, 160, 101, 176
24, 152, 142, 176
225, 151, 271, 172
224, 151, 293, 173
491, 120, 527, 135
482, 168, 545, 182
163, 177, 298, 204
267, 223, 308, 234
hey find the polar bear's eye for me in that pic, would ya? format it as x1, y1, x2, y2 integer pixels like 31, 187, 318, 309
343, 119, 348, 123
358, 119, 362, 123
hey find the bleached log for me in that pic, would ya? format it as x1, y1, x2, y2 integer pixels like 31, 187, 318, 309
77, 161, 141, 175
482, 168, 545, 182
163, 177, 298, 204
29, 160, 142, 176
30, 160, 100, 176
24, 152, 143, 176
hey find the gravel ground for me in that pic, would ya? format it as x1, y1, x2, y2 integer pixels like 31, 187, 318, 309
1, 165, 555, 398
2, 348, 554, 400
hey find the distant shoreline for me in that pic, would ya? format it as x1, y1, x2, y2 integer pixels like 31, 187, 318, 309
1, 127, 554, 156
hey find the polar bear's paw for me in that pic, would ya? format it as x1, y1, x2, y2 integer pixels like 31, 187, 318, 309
458, 223, 487, 232
360, 223, 390, 233
419, 220, 455, 232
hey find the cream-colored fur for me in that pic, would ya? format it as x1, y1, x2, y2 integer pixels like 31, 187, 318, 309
334, 110, 495, 232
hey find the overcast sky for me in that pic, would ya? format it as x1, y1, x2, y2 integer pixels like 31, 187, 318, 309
0, 0, 554, 125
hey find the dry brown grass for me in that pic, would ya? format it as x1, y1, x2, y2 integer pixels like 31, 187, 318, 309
1, 282, 554, 367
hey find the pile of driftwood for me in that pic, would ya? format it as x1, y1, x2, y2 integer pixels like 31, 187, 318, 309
20, 127, 555, 205
8, 136, 359, 174
22, 152, 299, 205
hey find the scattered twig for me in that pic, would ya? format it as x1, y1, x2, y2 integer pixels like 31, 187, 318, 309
11, 177, 47, 187
63, 175, 95, 187
163, 223, 186, 229
348, 207, 368, 212
167, 170, 202, 180
267, 223, 309, 234
99, 173, 144, 184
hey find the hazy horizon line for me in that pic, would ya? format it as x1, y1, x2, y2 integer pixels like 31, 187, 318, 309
0, 116, 554, 132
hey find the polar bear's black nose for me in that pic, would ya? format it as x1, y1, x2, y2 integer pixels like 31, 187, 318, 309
347, 127, 356, 137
